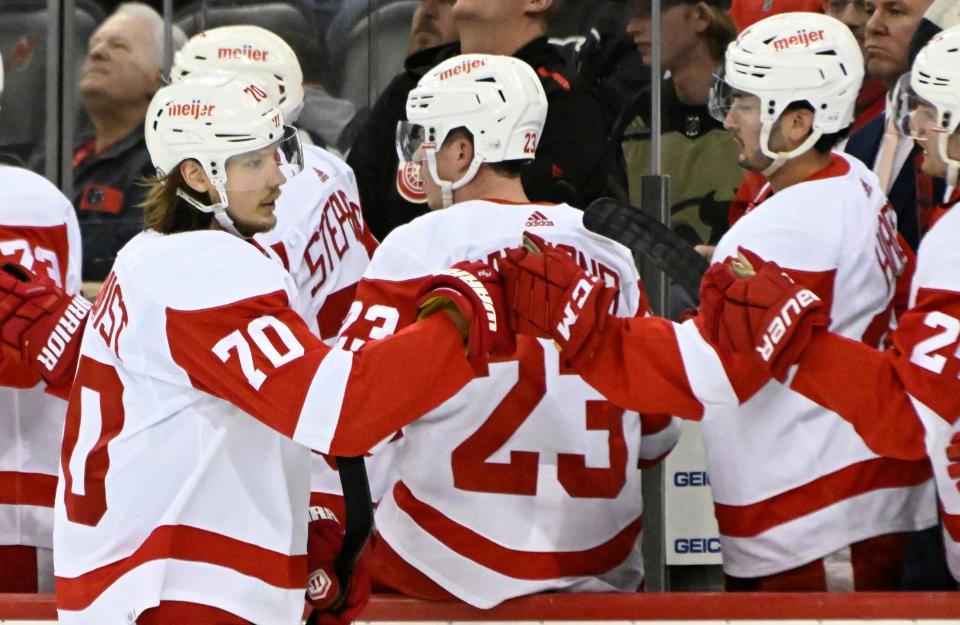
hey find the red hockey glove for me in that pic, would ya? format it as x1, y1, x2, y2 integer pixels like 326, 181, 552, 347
500, 235, 618, 370
718, 248, 830, 381
0, 262, 90, 387
692, 262, 737, 345
306, 506, 371, 625
416, 261, 513, 376
947, 433, 960, 492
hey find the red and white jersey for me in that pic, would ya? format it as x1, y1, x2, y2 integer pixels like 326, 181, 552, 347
253, 146, 394, 511
254, 145, 377, 342
790, 206, 960, 581
52, 229, 473, 624
339, 200, 680, 608
703, 153, 936, 577
902, 206, 960, 580
0, 166, 81, 550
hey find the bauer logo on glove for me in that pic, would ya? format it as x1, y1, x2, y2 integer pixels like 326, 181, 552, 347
756, 288, 822, 364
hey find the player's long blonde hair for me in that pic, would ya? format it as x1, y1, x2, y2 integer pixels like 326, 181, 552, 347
139, 163, 214, 235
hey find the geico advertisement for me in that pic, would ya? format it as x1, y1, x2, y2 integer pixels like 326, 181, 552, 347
663, 421, 722, 565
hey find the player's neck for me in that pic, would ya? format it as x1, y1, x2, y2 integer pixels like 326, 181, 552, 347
454, 172, 528, 205
767, 149, 833, 192
459, 21, 543, 56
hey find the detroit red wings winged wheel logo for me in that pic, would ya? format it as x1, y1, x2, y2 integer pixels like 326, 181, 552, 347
396, 160, 428, 204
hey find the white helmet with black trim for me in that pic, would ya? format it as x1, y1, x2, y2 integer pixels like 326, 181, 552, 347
908, 25, 960, 186
171, 25, 305, 123
145, 73, 303, 236
397, 53, 547, 208
708, 12, 864, 175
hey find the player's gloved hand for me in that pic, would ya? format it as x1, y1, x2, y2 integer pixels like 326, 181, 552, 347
416, 261, 513, 376
947, 432, 960, 493
306, 506, 371, 625
499, 232, 618, 370
0, 262, 91, 387
692, 262, 737, 345
718, 248, 830, 381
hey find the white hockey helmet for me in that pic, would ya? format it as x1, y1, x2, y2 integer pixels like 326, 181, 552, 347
709, 12, 864, 175
171, 25, 305, 123
397, 53, 548, 208
145, 73, 303, 235
907, 25, 960, 186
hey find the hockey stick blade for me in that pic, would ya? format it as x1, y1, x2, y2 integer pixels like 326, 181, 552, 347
307, 455, 373, 623
583, 198, 709, 304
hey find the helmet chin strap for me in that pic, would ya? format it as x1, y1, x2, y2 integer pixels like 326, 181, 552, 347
176, 181, 247, 238
425, 148, 484, 209
937, 132, 960, 188
759, 125, 823, 177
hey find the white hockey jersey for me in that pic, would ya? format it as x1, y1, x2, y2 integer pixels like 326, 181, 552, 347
52, 230, 474, 624
253, 145, 394, 511
790, 205, 960, 582
338, 200, 680, 608
0, 166, 82, 550
703, 153, 936, 577
254, 145, 377, 342
562, 153, 937, 579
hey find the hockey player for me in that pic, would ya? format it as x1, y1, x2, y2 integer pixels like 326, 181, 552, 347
704, 24, 960, 583
0, 51, 84, 592
499, 13, 937, 591
337, 53, 680, 609
170, 23, 395, 543
0, 73, 505, 624
171, 25, 377, 344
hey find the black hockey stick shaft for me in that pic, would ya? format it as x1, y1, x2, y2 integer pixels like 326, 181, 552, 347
307, 455, 373, 623
582, 197, 709, 304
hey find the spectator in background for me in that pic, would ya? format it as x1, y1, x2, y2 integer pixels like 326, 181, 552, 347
409, 0, 458, 54
70, 2, 184, 283
348, 0, 616, 241
622, 0, 741, 255
823, 0, 887, 130
729, 0, 822, 30
844, 0, 940, 251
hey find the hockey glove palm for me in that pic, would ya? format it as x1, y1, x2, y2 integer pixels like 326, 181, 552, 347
416, 261, 513, 376
718, 248, 830, 381
500, 236, 618, 370
306, 506, 371, 625
0, 262, 90, 387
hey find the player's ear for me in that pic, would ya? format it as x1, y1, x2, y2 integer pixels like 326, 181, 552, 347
525, 0, 554, 17
787, 108, 815, 145
180, 159, 211, 194
454, 134, 474, 171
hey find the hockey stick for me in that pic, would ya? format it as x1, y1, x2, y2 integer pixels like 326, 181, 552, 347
307, 455, 374, 623
582, 197, 709, 304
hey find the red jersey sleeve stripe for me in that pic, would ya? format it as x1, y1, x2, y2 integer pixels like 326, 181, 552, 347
0, 471, 57, 507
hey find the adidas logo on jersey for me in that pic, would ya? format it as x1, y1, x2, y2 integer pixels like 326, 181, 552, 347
525, 211, 554, 227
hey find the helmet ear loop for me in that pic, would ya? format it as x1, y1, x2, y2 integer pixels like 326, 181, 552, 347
174, 165, 246, 238
759, 114, 824, 177
424, 146, 484, 209
424, 148, 454, 208
937, 130, 960, 188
